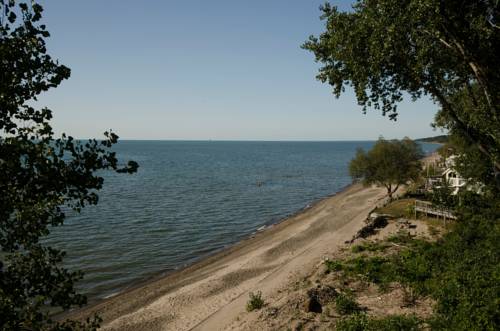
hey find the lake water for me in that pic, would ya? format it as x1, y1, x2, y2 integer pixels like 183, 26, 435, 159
46, 141, 438, 300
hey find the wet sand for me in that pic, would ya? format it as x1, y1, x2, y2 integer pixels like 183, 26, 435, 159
68, 183, 389, 330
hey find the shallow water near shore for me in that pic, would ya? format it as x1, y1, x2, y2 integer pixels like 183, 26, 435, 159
45, 141, 438, 301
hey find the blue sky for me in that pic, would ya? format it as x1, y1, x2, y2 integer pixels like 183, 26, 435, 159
37, 0, 442, 141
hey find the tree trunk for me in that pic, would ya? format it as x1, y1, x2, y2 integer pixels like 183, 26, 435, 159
391, 184, 400, 197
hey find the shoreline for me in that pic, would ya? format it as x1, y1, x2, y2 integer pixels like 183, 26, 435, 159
81, 183, 354, 305
84, 148, 438, 305
66, 182, 389, 330
79, 146, 438, 303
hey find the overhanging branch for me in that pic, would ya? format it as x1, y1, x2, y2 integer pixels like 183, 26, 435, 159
428, 85, 500, 172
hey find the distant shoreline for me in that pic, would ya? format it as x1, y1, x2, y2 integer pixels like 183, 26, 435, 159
422, 141, 444, 145
415, 135, 448, 144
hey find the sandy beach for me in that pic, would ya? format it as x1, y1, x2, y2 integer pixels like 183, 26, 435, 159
67, 182, 390, 330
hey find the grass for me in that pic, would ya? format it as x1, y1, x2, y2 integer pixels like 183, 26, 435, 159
323, 195, 500, 331
324, 259, 343, 273
343, 200, 500, 330
246, 291, 264, 312
335, 292, 362, 315
374, 198, 416, 218
325, 247, 399, 292
351, 241, 390, 253
336, 313, 421, 331
343, 256, 396, 289
419, 215, 454, 233
387, 231, 414, 244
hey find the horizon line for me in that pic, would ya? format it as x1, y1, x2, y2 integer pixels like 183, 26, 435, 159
68, 137, 432, 142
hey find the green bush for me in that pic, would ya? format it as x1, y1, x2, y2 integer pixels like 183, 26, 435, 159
351, 245, 366, 253
246, 291, 264, 312
336, 313, 369, 331
345, 256, 395, 286
351, 242, 390, 253
324, 259, 343, 273
387, 232, 414, 244
409, 213, 500, 330
333, 195, 500, 330
335, 292, 362, 315
337, 314, 421, 331
390, 198, 500, 330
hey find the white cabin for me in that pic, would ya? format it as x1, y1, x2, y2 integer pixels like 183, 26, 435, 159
442, 168, 467, 195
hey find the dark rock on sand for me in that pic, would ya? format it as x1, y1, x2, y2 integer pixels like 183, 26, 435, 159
304, 285, 338, 313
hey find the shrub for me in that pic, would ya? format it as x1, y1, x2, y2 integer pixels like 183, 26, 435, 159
335, 196, 500, 330
409, 213, 500, 330
346, 256, 395, 286
387, 232, 414, 244
351, 242, 390, 253
336, 313, 421, 331
371, 315, 421, 330
335, 292, 362, 315
336, 313, 369, 331
388, 200, 500, 330
324, 259, 343, 273
351, 245, 366, 253
246, 291, 264, 311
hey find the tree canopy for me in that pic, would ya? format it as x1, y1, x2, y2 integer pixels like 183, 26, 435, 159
0, 1, 137, 329
303, 0, 500, 172
305, 2, 500, 329
349, 138, 423, 198
434, 83, 500, 194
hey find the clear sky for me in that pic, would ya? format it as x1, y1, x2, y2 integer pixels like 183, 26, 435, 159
37, 0, 442, 141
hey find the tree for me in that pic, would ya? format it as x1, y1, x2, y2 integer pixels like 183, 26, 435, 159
303, 0, 500, 173
0, 1, 138, 329
434, 84, 500, 195
303, 4, 500, 328
349, 138, 423, 198
430, 179, 457, 212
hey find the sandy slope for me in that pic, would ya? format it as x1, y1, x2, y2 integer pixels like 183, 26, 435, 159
69, 183, 388, 331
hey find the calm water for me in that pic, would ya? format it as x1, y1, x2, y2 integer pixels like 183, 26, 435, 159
46, 141, 438, 300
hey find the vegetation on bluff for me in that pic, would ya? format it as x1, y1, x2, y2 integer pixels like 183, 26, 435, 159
305, 0, 500, 329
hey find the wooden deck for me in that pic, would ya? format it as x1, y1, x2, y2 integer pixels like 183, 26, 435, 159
414, 200, 456, 220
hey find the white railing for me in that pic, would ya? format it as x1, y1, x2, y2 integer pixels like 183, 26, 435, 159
414, 200, 456, 220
